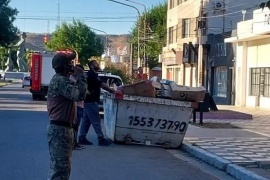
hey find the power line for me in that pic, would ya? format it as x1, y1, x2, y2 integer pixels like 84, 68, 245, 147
15, 18, 135, 23
17, 15, 137, 19
19, 10, 136, 15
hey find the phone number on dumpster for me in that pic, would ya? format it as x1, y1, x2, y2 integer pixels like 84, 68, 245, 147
128, 116, 187, 132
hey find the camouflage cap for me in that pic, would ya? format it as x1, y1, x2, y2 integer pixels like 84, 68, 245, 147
52, 53, 76, 72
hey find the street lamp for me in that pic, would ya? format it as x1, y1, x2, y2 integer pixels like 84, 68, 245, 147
89, 27, 109, 56
126, 0, 147, 70
108, 0, 141, 69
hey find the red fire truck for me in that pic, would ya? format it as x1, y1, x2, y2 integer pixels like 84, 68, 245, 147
29, 50, 77, 100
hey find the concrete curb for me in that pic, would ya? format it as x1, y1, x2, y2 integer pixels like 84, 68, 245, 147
181, 143, 268, 180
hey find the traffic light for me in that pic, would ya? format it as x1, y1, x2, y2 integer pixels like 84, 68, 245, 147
43, 36, 48, 45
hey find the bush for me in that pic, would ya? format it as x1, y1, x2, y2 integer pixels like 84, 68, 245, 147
104, 64, 135, 85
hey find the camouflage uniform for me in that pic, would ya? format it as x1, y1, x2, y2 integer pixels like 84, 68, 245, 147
47, 73, 87, 180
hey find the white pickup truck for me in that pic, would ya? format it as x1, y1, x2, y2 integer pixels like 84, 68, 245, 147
98, 72, 123, 112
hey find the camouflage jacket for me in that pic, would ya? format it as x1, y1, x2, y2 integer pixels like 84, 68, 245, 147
47, 73, 87, 125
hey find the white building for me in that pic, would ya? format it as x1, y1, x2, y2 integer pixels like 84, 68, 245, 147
162, 0, 265, 87
225, 8, 270, 109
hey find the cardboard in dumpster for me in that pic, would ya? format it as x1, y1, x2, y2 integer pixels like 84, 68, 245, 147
122, 80, 161, 97
170, 83, 206, 102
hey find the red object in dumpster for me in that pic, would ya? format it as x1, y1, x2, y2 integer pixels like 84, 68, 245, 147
115, 90, 124, 99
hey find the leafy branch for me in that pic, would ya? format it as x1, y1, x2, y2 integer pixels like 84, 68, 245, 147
259, 1, 270, 10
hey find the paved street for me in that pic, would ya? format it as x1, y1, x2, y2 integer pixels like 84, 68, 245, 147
0, 84, 227, 180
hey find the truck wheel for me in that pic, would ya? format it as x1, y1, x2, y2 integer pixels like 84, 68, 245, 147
32, 94, 38, 100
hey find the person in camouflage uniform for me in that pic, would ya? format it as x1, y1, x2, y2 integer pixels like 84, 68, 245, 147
47, 52, 87, 180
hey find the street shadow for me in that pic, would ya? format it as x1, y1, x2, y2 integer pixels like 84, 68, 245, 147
196, 110, 253, 120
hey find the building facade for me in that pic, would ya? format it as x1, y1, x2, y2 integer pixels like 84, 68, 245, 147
207, 32, 235, 105
162, 0, 265, 90
225, 8, 270, 109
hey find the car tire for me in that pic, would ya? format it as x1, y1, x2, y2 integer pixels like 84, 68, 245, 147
32, 94, 38, 100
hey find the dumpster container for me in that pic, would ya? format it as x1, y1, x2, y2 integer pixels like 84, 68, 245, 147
103, 93, 197, 148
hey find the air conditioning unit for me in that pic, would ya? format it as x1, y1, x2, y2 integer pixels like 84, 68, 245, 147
214, 1, 224, 10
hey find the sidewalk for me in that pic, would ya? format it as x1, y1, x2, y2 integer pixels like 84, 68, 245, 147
202, 105, 270, 137
182, 105, 270, 180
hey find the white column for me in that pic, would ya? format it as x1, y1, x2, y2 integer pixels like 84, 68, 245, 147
241, 41, 248, 106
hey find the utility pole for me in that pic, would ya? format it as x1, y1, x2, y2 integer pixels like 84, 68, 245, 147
130, 42, 133, 75
89, 27, 109, 56
57, 0, 60, 26
126, 0, 147, 71
47, 20, 50, 34
108, 0, 141, 69
222, 0, 225, 33
198, 0, 204, 87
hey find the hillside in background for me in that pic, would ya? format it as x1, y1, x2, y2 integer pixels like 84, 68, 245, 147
25, 33, 131, 63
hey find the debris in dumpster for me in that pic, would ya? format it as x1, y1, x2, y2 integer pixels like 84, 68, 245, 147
121, 79, 206, 102
115, 90, 124, 99
155, 83, 172, 99
170, 83, 206, 102
122, 80, 159, 97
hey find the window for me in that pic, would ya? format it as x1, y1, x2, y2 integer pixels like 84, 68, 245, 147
175, 68, 181, 84
182, 19, 190, 38
170, 0, 174, 9
264, 68, 270, 97
167, 68, 173, 80
177, 0, 182, 5
250, 67, 270, 97
168, 27, 173, 44
250, 68, 260, 96
214, 66, 227, 98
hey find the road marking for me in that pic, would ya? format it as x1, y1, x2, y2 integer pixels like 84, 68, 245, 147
242, 129, 270, 138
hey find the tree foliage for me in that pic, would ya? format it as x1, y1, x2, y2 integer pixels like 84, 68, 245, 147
131, 3, 167, 69
0, 0, 20, 47
0, 47, 8, 70
260, 1, 270, 10
46, 20, 104, 65
104, 61, 135, 84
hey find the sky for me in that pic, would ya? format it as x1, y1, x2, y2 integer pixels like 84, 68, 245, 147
10, 0, 166, 35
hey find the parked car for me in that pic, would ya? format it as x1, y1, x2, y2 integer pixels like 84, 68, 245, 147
22, 76, 31, 88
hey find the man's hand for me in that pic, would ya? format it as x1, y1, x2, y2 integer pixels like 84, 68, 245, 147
73, 66, 84, 76
101, 83, 116, 93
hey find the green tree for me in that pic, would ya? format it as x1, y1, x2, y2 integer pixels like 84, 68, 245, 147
46, 20, 104, 65
260, 1, 270, 10
131, 3, 167, 69
104, 61, 134, 84
0, 47, 8, 70
0, 0, 19, 47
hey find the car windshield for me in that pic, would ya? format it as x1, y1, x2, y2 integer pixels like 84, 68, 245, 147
99, 76, 122, 87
